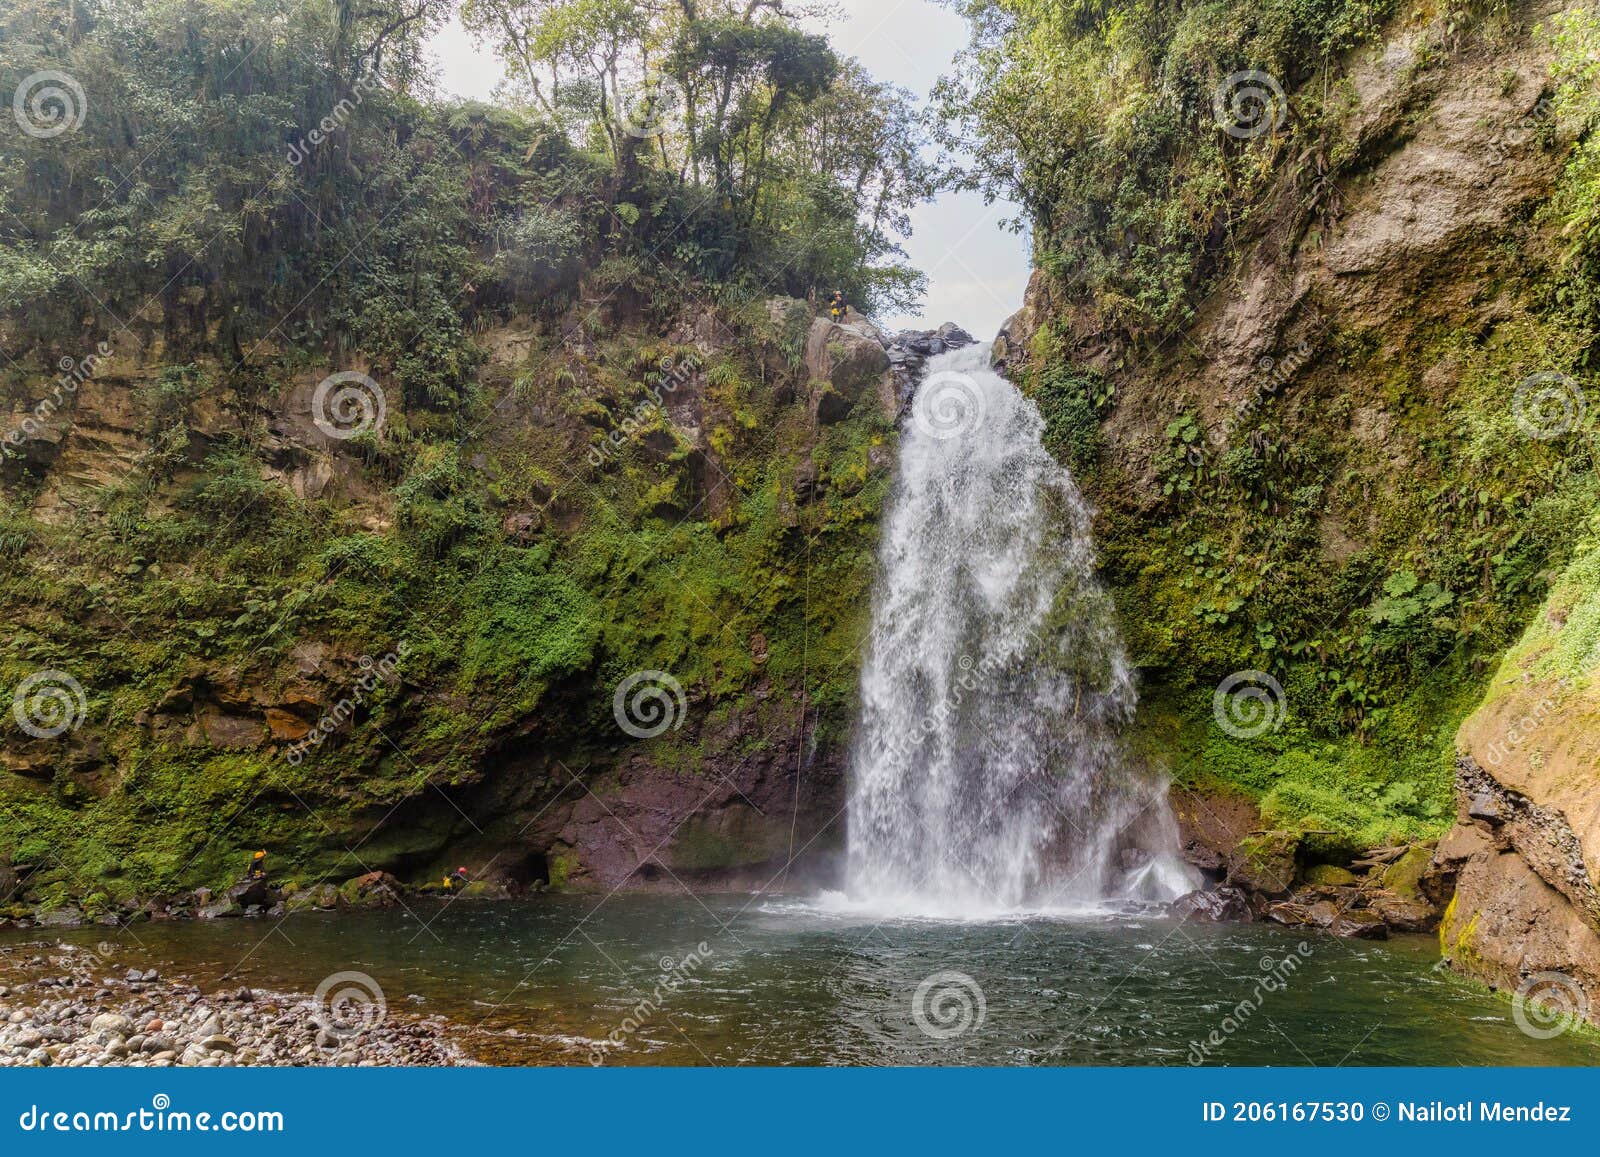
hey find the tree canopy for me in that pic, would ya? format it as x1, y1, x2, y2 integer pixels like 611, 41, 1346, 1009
1, 0, 937, 401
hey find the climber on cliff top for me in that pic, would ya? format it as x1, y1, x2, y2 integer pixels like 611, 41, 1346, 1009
828, 289, 846, 322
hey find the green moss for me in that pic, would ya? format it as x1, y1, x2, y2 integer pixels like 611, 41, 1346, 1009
0, 296, 893, 901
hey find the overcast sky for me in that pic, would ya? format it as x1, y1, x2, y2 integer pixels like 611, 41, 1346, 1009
426, 0, 1031, 338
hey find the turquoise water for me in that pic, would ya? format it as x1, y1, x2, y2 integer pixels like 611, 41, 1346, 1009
16, 894, 1600, 1066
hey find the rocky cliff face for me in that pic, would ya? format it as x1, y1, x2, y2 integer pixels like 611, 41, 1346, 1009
997, 0, 1599, 958
1431, 528, 1600, 1019
0, 284, 984, 917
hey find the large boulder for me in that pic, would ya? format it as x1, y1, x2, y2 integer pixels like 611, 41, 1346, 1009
338, 871, 406, 909
803, 316, 890, 425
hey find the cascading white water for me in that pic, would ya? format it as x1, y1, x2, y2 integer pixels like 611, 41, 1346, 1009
844, 341, 1195, 917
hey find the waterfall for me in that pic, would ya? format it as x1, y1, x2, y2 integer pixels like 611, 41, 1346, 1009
844, 341, 1195, 917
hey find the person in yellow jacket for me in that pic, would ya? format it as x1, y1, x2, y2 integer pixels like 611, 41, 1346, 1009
828, 290, 846, 322
442, 866, 469, 893
246, 849, 267, 880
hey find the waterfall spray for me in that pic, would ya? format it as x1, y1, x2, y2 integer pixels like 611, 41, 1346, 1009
845, 342, 1195, 916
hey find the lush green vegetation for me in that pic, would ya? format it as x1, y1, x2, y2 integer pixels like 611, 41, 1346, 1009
0, 0, 922, 900
938, 0, 1402, 340
949, 0, 1600, 850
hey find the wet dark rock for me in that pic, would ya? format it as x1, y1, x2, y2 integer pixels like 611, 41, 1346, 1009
338, 871, 406, 908
1266, 901, 1313, 927
1174, 886, 1252, 922
1468, 792, 1502, 822
1328, 909, 1389, 939
883, 324, 977, 412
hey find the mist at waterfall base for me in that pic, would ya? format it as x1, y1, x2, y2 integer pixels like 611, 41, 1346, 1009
830, 342, 1194, 919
